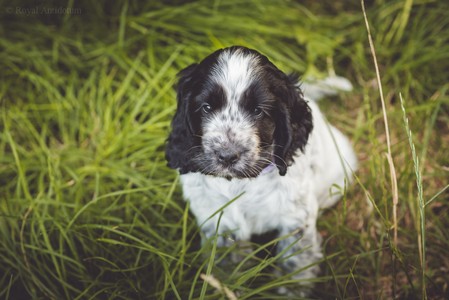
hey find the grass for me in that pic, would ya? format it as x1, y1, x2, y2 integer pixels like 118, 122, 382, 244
1, 0, 448, 298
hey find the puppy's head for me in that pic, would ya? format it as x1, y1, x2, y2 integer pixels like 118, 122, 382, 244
166, 46, 313, 178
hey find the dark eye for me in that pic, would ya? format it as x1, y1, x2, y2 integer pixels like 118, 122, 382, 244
253, 106, 263, 117
201, 103, 212, 114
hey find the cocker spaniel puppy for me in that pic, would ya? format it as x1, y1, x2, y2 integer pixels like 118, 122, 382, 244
166, 46, 357, 294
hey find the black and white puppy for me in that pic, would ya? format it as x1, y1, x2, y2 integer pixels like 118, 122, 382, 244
166, 46, 357, 292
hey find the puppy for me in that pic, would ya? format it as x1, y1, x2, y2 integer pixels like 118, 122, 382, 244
166, 46, 357, 293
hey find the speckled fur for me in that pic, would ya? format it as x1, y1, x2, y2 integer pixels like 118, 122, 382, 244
165, 46, 357, 294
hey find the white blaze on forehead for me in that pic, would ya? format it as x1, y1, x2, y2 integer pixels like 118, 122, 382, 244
201, 49, 264, 174
211, 48, 261, 104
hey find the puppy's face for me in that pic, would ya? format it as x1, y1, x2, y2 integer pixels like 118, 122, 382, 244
166, 46, 313, 178
188, 49, 277, 178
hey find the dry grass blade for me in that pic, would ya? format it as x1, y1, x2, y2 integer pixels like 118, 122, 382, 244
361, 0, 399, 247
200, 273, 238, 300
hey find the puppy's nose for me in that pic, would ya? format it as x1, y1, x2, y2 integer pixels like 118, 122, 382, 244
216, 150, 240, 166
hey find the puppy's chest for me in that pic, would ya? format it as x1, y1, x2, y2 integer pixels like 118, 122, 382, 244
181, 172, 309, 235
215, 178, 286, 232
206, 174, 283, 204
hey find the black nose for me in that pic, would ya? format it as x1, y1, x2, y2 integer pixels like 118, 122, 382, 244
217, 150, 240, 166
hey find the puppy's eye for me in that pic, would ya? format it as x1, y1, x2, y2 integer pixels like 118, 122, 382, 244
253, 106, 263, 117
201, 103, 213, 114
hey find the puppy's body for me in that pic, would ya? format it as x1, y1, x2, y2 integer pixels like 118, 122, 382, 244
166, 46, 357, 291
182, 100, 356, 238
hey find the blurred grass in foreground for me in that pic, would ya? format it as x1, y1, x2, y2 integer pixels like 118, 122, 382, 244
0, 0, 448, 299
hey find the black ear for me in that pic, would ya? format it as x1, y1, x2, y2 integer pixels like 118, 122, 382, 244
165, 64, 199, 174
273, 74, 313, 176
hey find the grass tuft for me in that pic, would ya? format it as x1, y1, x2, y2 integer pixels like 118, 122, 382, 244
1, 0, 448, 299
400, 92, 426, 298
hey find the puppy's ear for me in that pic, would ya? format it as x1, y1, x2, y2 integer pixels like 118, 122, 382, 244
273, 74, 313, 175
165, 63, 199, 174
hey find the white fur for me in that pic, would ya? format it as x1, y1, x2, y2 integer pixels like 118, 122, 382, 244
211, 48, 260, 101
180, 88, 357, 290
175, 49, 357, 294
181, 100, 357, 240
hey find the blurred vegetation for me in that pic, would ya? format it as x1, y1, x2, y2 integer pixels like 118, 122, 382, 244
0, 0, 448, 299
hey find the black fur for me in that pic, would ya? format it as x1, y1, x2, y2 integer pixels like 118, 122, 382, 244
271, 73, 313, 175
165, 46, 313, 177
165, 63, 200, 174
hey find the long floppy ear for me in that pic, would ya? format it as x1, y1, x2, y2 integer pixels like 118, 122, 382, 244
165, 63, 199, 174
273, 74, 313, 175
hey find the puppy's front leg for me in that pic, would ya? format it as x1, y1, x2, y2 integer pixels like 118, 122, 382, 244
202, 223, 252, 268
276, 209, 322, 295
277, 224, 322, 277
201, 223, 236, 248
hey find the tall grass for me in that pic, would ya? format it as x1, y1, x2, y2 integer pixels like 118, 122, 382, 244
1, 0, 448, 299
399, 93, 426, 299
